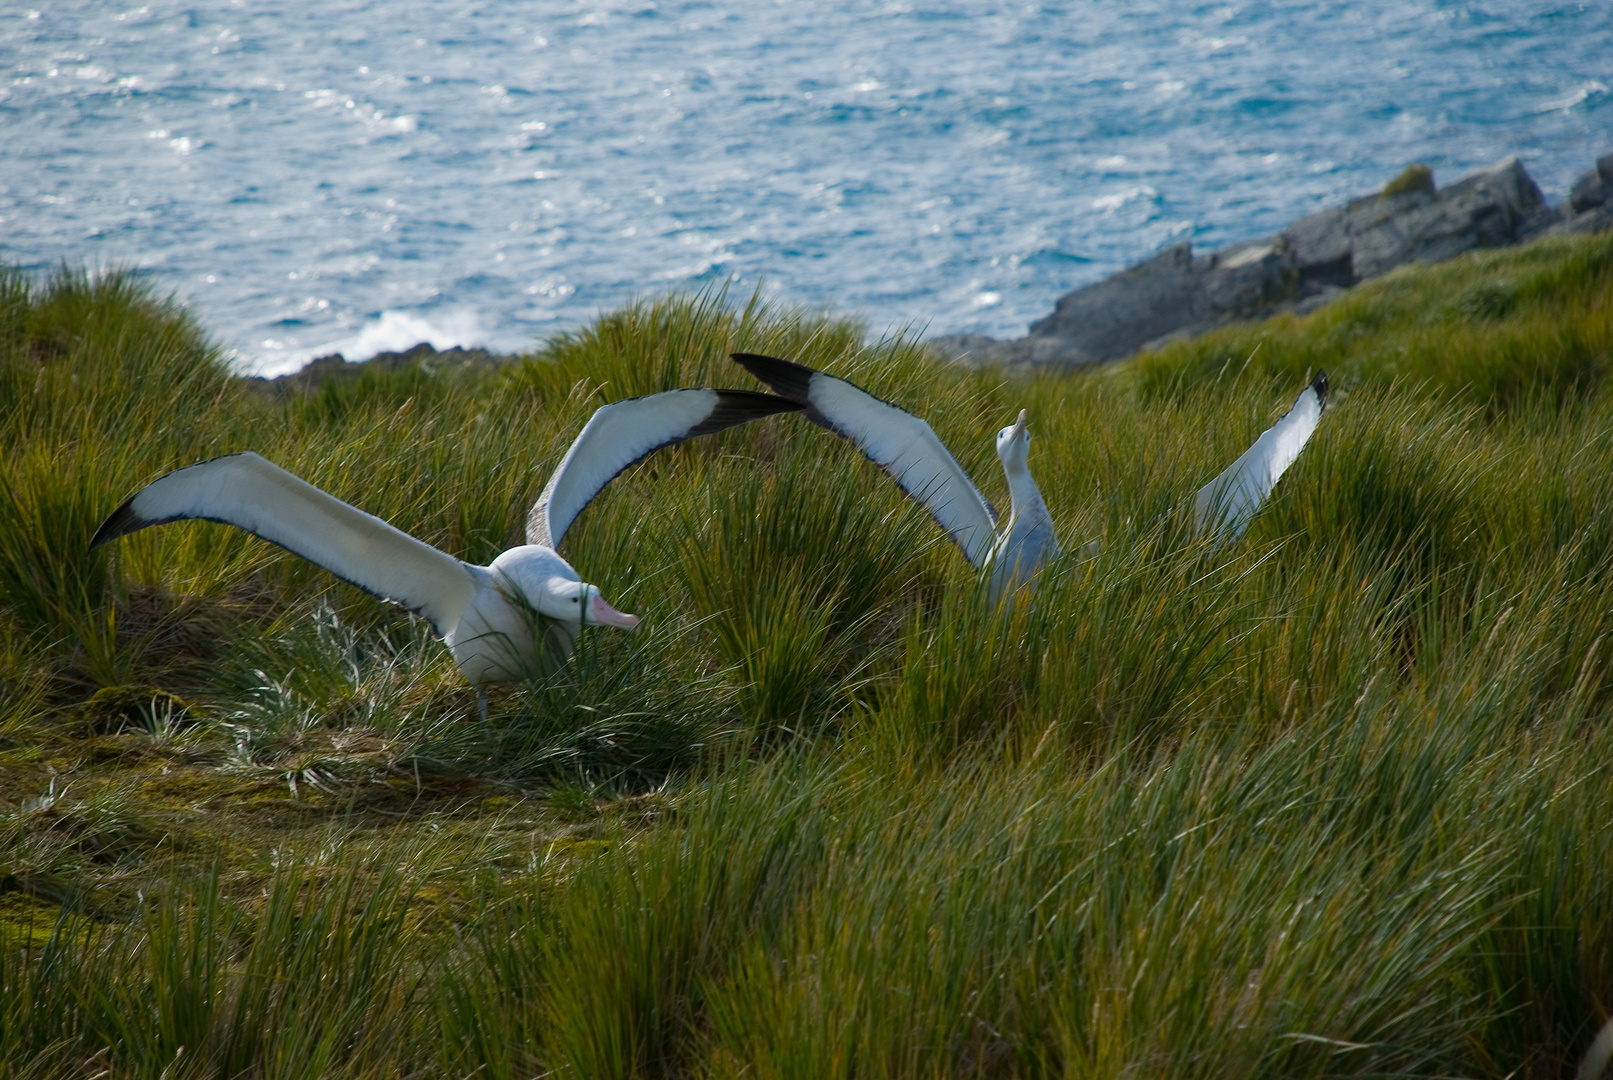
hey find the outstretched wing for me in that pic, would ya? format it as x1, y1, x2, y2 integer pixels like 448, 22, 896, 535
528, 388, 802, 549
91, 452, 479, 636
1194, 372, 1328, 542
732, 352, 999, 567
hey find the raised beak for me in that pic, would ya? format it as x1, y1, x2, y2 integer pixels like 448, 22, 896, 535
1011, 409, 1027, 438
591, 592, 640, 630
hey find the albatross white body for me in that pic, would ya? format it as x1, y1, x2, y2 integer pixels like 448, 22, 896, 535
92, 387, 801, 716
732, 352, 1327, 593
989, 409, 1061, 593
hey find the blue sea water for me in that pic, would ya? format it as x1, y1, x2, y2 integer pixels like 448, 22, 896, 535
2, 2, 1609, 374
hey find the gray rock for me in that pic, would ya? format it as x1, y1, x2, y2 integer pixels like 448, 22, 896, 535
1026, 242, 1214, 363
1285, 156, 1545, 283
926, 334, 1017, 367
1568, 152, 1613, 213
1018, 234, 1304, 365
1291, 284, 1348, 317
1283, 206, 1356, 287
1017, 230, 1323, 366
1569, 171, 1605, 213
1200, 239, 1293, 313
1554, 201, 1613, 237
946, 153, 1605, 371
1348, 156, 1543, 279
927, 334, 1085, 368
1137, 322, 1214, 355
245, 341, 517, 395
1517, 201, 1568, 242
1535, 152, 1613, 239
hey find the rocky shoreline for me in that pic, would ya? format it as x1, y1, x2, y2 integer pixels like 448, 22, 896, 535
930, 150, 1613, 369
244, 341, 516, 395
261, 150, 1613, 389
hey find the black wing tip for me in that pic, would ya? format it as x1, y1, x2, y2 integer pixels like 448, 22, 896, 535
1310, 370, 1329, 409
730, 352, 816, 404
89, 499, 147, 549
730, 351, 814, 373
712, 388, 804, 411
89, 453, 265, 550
699, 389, 803, 430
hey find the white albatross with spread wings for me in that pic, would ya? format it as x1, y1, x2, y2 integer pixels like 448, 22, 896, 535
732, 352, 1327, 594
91, 388, 801, 718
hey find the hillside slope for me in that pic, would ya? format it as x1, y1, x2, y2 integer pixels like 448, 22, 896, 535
2, 233, 1612, 1078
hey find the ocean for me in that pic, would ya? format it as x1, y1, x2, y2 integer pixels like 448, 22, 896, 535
3, 1, 1609, 374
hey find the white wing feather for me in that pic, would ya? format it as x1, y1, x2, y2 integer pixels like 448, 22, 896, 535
807, 375, 1000, 567
531, 391, 719, 549
1194, 376, 1326, 541
95, 453, 478, 636
529, 388, 800, 549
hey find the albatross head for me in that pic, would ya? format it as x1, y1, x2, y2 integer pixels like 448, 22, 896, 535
995, 409, 1031, 472
489, 546, 640, 631
542, 578, 641, 630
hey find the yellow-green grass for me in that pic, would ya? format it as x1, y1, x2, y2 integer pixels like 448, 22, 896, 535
1, 230, 1611, 1077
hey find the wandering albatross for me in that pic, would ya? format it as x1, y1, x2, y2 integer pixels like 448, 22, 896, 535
731, 352, 1327, 594
91, 388, 802, 719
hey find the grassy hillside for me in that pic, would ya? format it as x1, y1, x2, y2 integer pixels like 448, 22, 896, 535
2, 230, 1613, 1078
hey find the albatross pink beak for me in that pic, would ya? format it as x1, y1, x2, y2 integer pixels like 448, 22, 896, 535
1011, 408, 1028, 437
591, 593, 641, 630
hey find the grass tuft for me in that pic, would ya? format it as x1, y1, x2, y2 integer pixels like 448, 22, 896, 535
3, 232, 1613, 1075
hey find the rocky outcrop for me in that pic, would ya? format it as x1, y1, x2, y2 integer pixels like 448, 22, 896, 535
935, 151, 1612, 369
245, 342, 516, 395
1560, 151, 1613, 233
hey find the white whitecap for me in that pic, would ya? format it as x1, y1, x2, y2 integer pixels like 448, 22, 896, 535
341, 308, 489, 360
247, 309, 491, 377
1091, 185, 1158, 213
1534, 80, 1607, 114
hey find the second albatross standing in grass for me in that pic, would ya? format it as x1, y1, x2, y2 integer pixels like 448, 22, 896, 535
91, 387, 802, 719
732, 352, 1327, 595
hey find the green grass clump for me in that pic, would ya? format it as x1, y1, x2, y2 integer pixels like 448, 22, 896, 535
1134, 229, 1613, 407
2, 232, 1613, 1076
1381, 162, 1437, 198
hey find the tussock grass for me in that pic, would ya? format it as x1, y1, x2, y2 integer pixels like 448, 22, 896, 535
1133, 230, 1613, 410
2, 234, 1613, 1076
